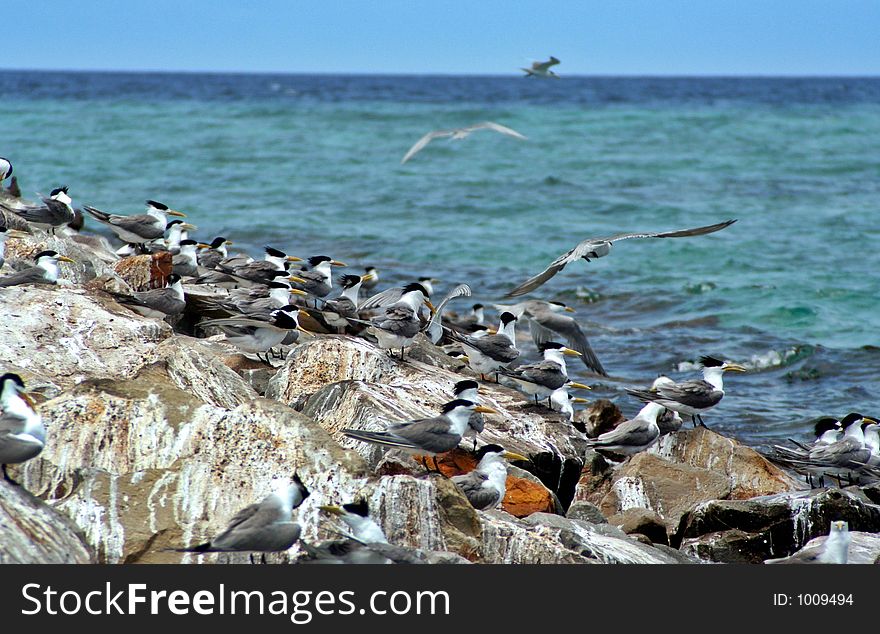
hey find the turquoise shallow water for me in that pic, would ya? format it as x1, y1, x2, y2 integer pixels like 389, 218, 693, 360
2, 71, 879, 448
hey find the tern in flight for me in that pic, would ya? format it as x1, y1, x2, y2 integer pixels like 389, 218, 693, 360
521, 56, 561, 78
401, 121, 527, 164
505, 219, 737, 297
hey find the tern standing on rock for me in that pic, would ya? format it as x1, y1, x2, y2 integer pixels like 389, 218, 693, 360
498, 341, 583, 406
363, 282, 434, 358
0, 373, 45, 485
2, 186, 76, 234
447, 312, 519, 380
586, 402, 665, 457
626, 356, 747, 427
174, 475, 310, 553
451, 444, 528, 510
0, 250, 75, 288
84, 200, 186, 247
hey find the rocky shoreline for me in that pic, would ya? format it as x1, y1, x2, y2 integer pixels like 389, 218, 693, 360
2, 227, 880, 565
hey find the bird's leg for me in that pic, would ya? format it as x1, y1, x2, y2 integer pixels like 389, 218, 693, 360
534, 395, 539, 406
261, 553, 267, 565
472, 438, 478, 452
819, 474, 825, 488
249, 553, 255, 565
480, 374, 486, 381
547, 396, 553, 408
698, 415, 708, 428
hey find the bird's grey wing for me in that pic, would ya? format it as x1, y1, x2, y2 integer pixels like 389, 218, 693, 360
426, 283, 471, 332
606, 219, 737, 243
504, 248, 576, 297
401, 130, 451, 164
372, 305, 416, 333
106, 212, 155, 231
593, 418, 655, 446
504, 361, 564, 386
392, 417, 460, 450
452, 471, 500, 510
470, 121, 527, 140
656, 380, 722, 409
0, 266, 47, 287
210, 503, 272, 544
474, 334, 518, 362
199, 316, 276, 329
528, 312, 606, 376
42, 198, 74, 222
359, 286, 404, 310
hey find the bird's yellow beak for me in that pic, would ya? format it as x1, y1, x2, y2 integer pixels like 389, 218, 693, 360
572, 397, 590, 404
289, 288, 309, 297
723, 363, 748, 373
486, 327, 498, 335
503, 451, 529, 462
425, 300, 436, 315
564, 306, 575, 313
567, 382, 591, 390
319, 505, 345, 516
5, 229, 30, 239
286, 255, 303, 262
361, 272, 376, 282
289, 276, 308, 284
562, 347, 582, 357
197, 243, 212, 249
20, 392, 37, 409
474, 406, 497, 414
296, 326, 314, 335
167, 210, 186, 218
57, 255, 76, 263
330, 260, 347, 267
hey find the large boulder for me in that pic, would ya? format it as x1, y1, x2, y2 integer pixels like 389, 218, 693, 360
0, 286, 171, 389
678, 488, 880, 563
0, 481, 94, 564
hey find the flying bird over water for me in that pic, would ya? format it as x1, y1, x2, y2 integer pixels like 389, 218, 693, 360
521, 56, 561, 78
505, 219, 737, 297
400, 121, 527, 164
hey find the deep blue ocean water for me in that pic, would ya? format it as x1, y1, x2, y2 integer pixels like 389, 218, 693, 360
2, 71, 879, 449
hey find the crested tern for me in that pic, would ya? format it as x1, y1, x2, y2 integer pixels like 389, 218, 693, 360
306, 501, 436, 564
199, 306, 310, 361
318, 272, 374, 333
196, 236, 232, 269
113, 272, 186, 319
0, 250, 75, 288
361, 266, 379, 291
498, 299, 606, 375
342, 399, 496, 466
497, 341, 582, 406
505, 219, 737, 297
362, 282, 434, 358
765, 520, 850, 564
520, 56, 561, 78
451, 444, 529, 510
625, 356, 747, 427
549, 383, 592, 423
401, 121, 527, 164
1, 186, 76, 234
217, 246, 303, 284
0, 373, 45, 485
447, 312, 519, 380
585, 402, 665, 457
289, 255, 346, 300
452, 379, 486, 449
651, 377, 684, 434
175, 475, 310, 553
171, 238, 200, 278
84, 200, 186, 246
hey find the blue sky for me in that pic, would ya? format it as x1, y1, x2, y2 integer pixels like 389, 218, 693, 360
4, 1, 879, 75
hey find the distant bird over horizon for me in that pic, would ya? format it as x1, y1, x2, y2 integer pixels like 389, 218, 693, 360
400, 121, 527, 164
521, 56, 561, 78
505, 219, 737, 297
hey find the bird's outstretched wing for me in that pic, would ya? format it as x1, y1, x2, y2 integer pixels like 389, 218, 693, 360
425, 283, 471, 333
528, 314, 606, 376
401, 129, 454, 163
466, 121, 527, 140
505, 219, 737, 297
532, 56, 560, 71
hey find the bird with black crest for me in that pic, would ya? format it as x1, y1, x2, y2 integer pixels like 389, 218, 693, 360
0, 373, 46, 486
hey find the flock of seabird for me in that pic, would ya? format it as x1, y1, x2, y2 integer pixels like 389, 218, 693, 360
0, 79, 872, 565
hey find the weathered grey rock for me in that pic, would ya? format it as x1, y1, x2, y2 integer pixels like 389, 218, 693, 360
608, 507, 670, 545
650, 427, 806, 498
0, 286, 171, 388
478, 510, 684, 564
763, 531, 880, 564
0, 481, 93, 564
575, 452, 731, 538
566, 500, 608, 524
678, 488, 880, 563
